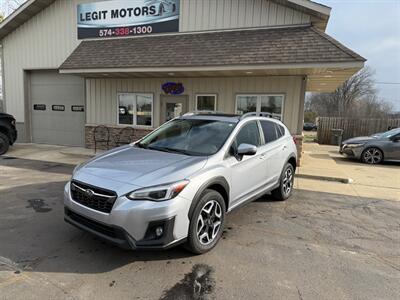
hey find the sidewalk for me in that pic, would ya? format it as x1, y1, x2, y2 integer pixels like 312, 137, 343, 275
295, 142, 400, 201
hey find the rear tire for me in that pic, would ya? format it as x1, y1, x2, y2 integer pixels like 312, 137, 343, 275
0, 132, 10, 155
361, 147, 383, 164
271, 163, 295, 201
185, 189, 226, 254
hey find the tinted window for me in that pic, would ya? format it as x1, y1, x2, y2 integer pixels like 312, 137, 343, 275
235, 121, 261, 147
260, 121, 278, 143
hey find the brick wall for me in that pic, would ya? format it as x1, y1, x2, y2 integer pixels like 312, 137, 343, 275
85, 125, 153, 150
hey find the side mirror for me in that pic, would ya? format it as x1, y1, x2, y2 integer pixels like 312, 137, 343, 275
237, 143, 257, 156
391, 136, 400, 142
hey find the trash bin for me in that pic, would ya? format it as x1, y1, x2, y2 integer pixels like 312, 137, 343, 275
330, 129, 344, 146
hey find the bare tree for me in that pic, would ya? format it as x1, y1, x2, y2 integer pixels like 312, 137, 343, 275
306, 67, 393, 118
0, 0, 25, 17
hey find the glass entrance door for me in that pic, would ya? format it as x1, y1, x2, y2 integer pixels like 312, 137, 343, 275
160, 95, 189, 123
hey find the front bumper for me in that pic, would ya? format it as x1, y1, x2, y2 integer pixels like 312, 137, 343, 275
64, 181, 190, 249
339, 144, 364, 159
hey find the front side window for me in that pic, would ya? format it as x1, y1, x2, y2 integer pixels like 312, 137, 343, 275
236, 95, 284, 120
234, 121, 261, 147
118, 93, 153, 126
138, 119, 236, 156
196, 94, 217, 112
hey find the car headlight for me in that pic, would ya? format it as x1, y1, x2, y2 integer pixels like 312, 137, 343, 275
345, 143, 365, 148
127, 180, 189, 201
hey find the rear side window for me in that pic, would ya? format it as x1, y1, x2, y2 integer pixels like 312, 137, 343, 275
235, 121, 261, 147
260, 120, 278, 144
276, 124, 285, 138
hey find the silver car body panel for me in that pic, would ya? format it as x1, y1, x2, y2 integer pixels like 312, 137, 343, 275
64, 116, 298, 247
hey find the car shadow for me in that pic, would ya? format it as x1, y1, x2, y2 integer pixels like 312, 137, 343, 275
332, 156, 400, 168
0, 181, 193, 275
0, 156, 76, 175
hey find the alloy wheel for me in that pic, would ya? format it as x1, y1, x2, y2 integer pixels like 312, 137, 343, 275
363, 148, 382, 164
282, 167, 293, 196
196, 200, 222, 245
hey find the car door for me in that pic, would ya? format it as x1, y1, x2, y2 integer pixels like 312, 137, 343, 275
225, 121, 266, 207
384, 133, 400, 159
259, 120, 285, 184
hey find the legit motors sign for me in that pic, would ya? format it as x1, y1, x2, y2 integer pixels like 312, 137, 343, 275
77, 0, 180, 39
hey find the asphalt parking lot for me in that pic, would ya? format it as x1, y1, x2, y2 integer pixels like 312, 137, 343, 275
0, 155, 399, 300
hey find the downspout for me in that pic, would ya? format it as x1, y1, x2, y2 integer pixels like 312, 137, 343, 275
0, 43, 6, 113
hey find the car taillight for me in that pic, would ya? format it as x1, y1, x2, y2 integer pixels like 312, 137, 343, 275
292, 136, 297, 145
11, 119, 16, 126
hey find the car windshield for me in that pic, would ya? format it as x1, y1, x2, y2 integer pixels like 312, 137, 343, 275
137, 119, 237, 156
374, 128, 400, 139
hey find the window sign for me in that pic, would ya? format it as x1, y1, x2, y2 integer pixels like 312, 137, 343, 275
162, 82, 184, 95
77, 0, 180, 39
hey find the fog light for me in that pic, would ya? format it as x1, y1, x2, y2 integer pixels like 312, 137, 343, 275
155, 226, 164, 237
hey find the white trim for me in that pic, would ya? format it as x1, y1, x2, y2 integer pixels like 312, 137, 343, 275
117, 92, 153, 128
235, 94, 285, 121
195, 94, 217, 112
59, 61, 365, 74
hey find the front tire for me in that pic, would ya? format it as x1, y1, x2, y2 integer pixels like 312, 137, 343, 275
0, 132, 10, 155
361, 147, 383, 164
185, 189, 226, 254
272, 163, 295, 201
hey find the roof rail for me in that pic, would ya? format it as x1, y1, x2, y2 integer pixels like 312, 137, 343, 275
239, 112, 273, 120
183, 111, 238, 116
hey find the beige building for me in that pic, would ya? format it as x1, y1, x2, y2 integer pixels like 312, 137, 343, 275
0, 0, 365, 153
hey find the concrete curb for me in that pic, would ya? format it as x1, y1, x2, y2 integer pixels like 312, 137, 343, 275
296, 173, 353, 184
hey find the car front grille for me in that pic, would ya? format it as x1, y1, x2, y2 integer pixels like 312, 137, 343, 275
70, 180, 117, 213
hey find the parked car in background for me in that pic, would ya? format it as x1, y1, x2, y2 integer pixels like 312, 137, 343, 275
303, 122, 317, 131
64, 112, 298, 254
340, 128, 400, 164
0, 113, 17, 155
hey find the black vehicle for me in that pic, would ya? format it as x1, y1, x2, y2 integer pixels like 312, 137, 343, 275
303, 122, 317, 131
0, 113, 17, 155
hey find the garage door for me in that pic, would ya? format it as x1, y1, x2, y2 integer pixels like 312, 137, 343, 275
31, 71, 85, 146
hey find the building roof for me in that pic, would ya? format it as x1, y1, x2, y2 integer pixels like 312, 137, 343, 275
0, 0, 55, 40
59, 26, 365, 71
0, 0, 331, 40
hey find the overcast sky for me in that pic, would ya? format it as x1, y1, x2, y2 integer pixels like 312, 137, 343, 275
316, 0, 400, 111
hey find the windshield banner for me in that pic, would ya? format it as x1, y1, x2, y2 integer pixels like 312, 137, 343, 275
77, 0, 180, 39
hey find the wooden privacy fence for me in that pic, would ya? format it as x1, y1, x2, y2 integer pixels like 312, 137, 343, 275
317, 117, 400, 145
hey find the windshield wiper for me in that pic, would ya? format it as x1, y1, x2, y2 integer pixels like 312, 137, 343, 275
147, 146, 191, 155
136, 143, 147, 149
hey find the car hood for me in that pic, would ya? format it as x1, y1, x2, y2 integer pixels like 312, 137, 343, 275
74, 145, 208, 187
342, 136, 375, 144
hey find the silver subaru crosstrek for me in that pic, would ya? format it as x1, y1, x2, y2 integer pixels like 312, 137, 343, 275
64, 113, 298, 254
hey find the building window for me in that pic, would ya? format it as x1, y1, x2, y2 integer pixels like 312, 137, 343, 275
118, 93, 153, 127
196, 94, 217, 112
236, 94, 284, 120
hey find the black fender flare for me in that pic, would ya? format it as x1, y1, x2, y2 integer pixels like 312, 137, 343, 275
188, 176, 230, 220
